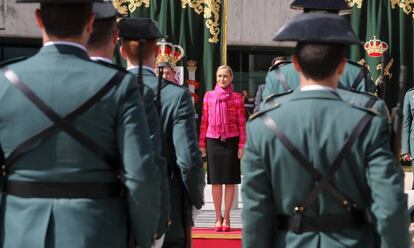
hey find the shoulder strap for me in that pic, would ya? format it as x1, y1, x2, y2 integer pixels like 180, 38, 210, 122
0, 57, 27, 67
154, 80, 169, 102
93, 59, 128, 73
260, 112, 373, 212
260, 114, 356, 211
300, 113, 373, 210
274, 69, 291, 92
2, 67, 126, 170
364, 96, 377, 108
352, 69, 366, 90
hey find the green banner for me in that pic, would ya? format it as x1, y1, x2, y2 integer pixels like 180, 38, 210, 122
347, 0, 414, 107
112, 0, 226, 111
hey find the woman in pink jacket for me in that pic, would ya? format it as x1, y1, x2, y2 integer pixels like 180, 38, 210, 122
199, 65, 246, 232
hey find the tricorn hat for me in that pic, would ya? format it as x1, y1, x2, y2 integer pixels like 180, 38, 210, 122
17, 0, 105, 3
118, 17, 163, 40
290, 0, 351, 12
273, 13, 360, 45
93, 2, 120, 20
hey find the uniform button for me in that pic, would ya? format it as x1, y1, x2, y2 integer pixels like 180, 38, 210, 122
1, 165, 5, 170
2, 172, 6, 176
168, 220, 172, 225
343, 200, 348, 206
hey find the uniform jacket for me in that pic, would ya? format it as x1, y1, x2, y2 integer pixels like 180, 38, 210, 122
402, 89, 414, 155
243, 89, 409, 248
262, 61, 376, 100
127, 66, 169, 239
0, 44, 161, 248
199, 89, 246, 148
131, 67, 205, 241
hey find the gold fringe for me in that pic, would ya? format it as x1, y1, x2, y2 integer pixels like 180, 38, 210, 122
221, 0, 228, 65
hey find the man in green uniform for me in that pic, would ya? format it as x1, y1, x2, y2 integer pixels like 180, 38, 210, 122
242, 13, 409, 248
87, 2, 120, 64
401, 89, 414, 188
0, 1, 161, 248
87, 5, 169, 244
118, 18, 205, 248
262, 0, 376, 100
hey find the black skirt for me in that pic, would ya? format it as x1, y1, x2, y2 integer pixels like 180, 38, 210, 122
206, 137, 241, 184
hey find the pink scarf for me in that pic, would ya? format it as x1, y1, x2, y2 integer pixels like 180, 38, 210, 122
211, 84, 233, 141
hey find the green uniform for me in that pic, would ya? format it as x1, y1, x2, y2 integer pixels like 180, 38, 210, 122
0, 44, 161, 248
402, 89, 414, 155
130, 67, 205, 245
126, 66, 169, 239
401, 89, 414, 188
242, 89, 409, 248
262, 61, 376, 99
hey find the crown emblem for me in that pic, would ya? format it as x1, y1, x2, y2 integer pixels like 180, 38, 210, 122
156, 38, 185, 66
364, 36, 388, 57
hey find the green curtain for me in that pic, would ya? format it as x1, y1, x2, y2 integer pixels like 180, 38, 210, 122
112, 0, 225, 112
348, 0, 414, 107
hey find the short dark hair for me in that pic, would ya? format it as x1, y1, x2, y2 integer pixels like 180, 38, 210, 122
40, 3, 93, 38
295, 42, 346, 80
87, 18, 116, 49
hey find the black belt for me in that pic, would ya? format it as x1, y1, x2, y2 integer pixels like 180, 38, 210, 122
5, 181, 123, 199
276, 209, 370, 234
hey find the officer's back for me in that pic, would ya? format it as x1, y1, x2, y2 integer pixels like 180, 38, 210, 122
0, 2, 160, 248
242, 13, 409, 248
261, 0, 376, 100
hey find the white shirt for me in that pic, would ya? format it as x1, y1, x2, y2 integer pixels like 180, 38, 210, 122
301, 84, 336, 92
43, 41, 87, 52
90, 56, 113, 64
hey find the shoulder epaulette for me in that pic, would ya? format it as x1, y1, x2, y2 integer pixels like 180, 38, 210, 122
249, 100, 281, 121
92, 60, 128, 73
268, 61, 291, 72
264, 89, 294, 103
0, 56, 27, 68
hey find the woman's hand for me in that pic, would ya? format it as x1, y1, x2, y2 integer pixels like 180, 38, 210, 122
238, 148, 244, 159
200, 147, 207, 158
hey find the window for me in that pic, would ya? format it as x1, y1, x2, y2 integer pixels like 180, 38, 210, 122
227, 45, 293, 97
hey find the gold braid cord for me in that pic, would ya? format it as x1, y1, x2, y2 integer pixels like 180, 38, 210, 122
390, 0, 414, 18
346, 0, 363, 8
112, 0, 151, 15
181, 0, 204, 15
181, 0, 221, 44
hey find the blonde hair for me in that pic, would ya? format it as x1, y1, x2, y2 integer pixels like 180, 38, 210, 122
216, 65, 233, 77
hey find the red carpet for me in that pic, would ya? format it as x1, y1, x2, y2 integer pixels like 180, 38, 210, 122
192, 228, 241, 248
